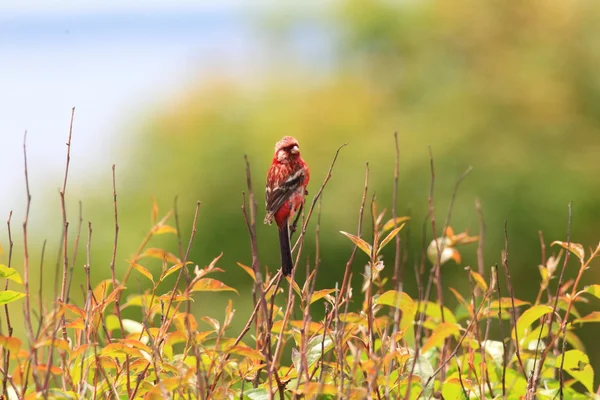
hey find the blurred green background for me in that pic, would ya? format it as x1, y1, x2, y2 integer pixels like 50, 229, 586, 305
3, 0, 600, 384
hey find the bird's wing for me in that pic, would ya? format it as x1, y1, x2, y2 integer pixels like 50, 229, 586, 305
265, 167, 306, 221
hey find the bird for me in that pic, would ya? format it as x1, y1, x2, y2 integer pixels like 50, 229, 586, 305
265, 136, 310, 276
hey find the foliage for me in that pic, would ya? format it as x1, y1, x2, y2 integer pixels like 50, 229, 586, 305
1, 144, 599, 399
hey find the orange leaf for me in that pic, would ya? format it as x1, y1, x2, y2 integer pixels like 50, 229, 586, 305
0, 335, 21, 353
191, 278, 238, 294
66, 318, 85, 330
141, 248, 180, 264
154, 225, 177, 235
422, 322, 460, 353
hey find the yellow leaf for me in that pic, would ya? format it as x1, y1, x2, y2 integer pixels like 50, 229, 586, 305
154, 225, 177, 235
339, 231, 372, 256
0, 290, 25, 306
92, 280, 113, 303
377, 223, 406, 254
382, 216, 411, 232
66, 318, 85, 330
162, 262, 192, 282
469, 270, 488, 292
310, 288, 336, 304
488, 298, 530, 309
555, 349, 594, 393
0, 264, 23, 284
0, 335, 21, 353
226, 345, 265, 361
190, 278, 238, 294
514, 305, 553, 341
127, 260, 154, 283
422, 322, 460, 353
141, 248, 180, 264
551, 241, 585, 263
237, 262, 256, 282
151, 198, 158, 224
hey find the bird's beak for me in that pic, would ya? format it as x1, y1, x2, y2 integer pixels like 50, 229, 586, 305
290, 145, 299, 155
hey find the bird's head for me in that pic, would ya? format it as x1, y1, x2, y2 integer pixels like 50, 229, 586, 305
273, 136, 301, 164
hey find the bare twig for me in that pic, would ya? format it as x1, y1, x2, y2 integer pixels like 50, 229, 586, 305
338, 162, 369, 307
502, 222, 528, 382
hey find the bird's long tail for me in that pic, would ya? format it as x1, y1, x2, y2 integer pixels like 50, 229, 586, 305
278, 224, 293, 276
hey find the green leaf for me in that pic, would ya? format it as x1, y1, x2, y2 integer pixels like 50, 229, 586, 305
244, 388, 270, 400
583, 284, 600, 300
514, 305, 553, 342
339, 231, 372, 256
377, 223, 406, 254
555, 349, 594, 393
0, 264, 22, 284
481, 340, 505, 368
417, 301, 457, 325
0, 290, 25, 306
306, 334, 334, 367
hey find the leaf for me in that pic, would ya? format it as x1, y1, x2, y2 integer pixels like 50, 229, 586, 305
122, 319, 144, 334
227, 345, 265, 361
514, 305, 554, 341
0, 335, 21, 353
481, 340, 505, 368
469, 270, 487, 292
449, 287, 472, 317
190, 278, 238, 294
377, 223, 406, 254
555, 349, 594, 393
339, 231, 372, 256
376, 290, 417, 330
0, 290, 25, 306
92, 280, 113, 303
141, 248, 180, 264
154, 225, 177, 235
237, 262, 256, 282
151, 198, 159, 224
573, 311, 600, 324
244, 388, 270, 400
421, 323, 460, 353
310, 288, 336, 304
306, 334, 334, 367
286, 275, 302, 298
127, 261, 154, 284
418, 301, 457, 324
66, 318, 85, 330
0, 264, 22, 284
161, 262, 192, 282
583, 284, 600, 300
489, 298, 531, 309
382, 216, 411, 232
551, 241, 585, 263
